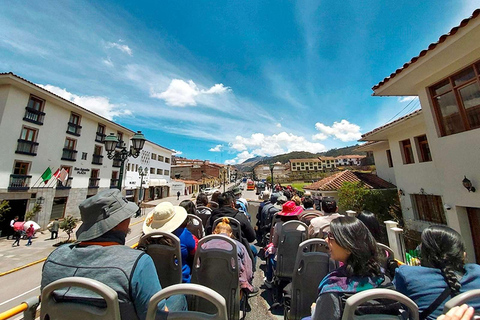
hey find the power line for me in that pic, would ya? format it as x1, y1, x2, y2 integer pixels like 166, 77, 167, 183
385, 97, 419, 124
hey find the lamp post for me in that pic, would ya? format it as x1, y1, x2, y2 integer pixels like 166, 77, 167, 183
105, 131, 146, 190
222, 168, 226, 193
269, 163, 274, 191
138, 166, 148, 203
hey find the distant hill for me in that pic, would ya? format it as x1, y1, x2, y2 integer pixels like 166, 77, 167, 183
235, 144, 364, 172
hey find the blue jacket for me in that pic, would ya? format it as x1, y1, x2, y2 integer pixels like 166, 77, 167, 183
173, 227, 196, 283
394, 264, 480, 319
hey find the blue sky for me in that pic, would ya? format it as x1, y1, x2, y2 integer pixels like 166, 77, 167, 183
1, 1, 478, 164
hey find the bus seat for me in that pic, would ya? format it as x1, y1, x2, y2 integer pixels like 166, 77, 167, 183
377, 243, 397, 279
146, 283, 227, 320
195, 206, 213, 227
285, 238, 337, 320
443, 289, 480, 313
188, 214, 205, 239
40, 277, 121, 320
191, 235, 240, 320
212, 217, 242, 241
138, 231, 182, 288
299, 212, 322, 226
341, 288, 419, 320
275, 221, 308, 280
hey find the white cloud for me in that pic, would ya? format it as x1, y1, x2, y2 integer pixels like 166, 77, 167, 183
172, 149, 182, 155
209, 144, 222, 152
106, 41, 132, 56
276, 123, 282, 128
102, 57, 114, 67
151, 79, 230, 107
38, 84, 132, 120
398, 96, 417, 103
225, 151, 256, 165
313, 120, 362, 142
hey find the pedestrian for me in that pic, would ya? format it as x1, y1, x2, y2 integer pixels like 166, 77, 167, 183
7, 216, 18, 240
49, 218, 60, 239
26, 223, 35, 246
12, 224, 22, 247
177, 190, 180, 200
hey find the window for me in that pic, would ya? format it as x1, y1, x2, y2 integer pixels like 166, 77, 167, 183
164, 170, 170, 176
415, 135, 432, 162
127, 164, 131, 171
150, 167, 155, 174
95, 124, 106, 143
67, 113, 82, 136
157, 168, 163, 175
151, 153, 157, 160
24, 95, 45, 124
10, 161, 31, 189
62, 138, 77, 161
92, 145, 103, 165
386, 150, 393, 167
400, 139, 415, 164
430, 61, 480, 136
165, 157, 170, 164
411, 194, 447, 224
110, 171, 119, 188
158, 155, 164, 162
135, 164, 138, 171
16, 127, 39, 155
82, 152, 87, 160
89, 169, 100, 188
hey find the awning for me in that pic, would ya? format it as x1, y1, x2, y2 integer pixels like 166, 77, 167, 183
149, 179, 168, 187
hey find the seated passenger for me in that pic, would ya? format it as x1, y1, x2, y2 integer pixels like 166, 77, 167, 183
207, 191, 221, 209
394, 225, 480, 320
41, 189, 187, 320
298, 196, 323, 226
308, 197, 343, 238
195, 193, 212, 227
179, 199, 196, 215
202, 217, 254, 293
143, 202, 197, 283
310, 216, 392, 320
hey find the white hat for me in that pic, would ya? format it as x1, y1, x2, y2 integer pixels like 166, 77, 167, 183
143, 202, 187, 234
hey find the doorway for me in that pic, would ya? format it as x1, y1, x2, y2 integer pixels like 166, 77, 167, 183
467, 207, 480, 264
0, 199, 28, 236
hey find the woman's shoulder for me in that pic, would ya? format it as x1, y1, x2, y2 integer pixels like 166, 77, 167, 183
395, 265, 442, 281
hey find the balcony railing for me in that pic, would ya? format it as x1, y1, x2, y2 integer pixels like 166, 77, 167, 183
110, 179, 119, 188
23, 107, 45, 125
88, 178, 100, 188
95, 132, 106, 143
112, 159, 122, 168
61, 148, 77, 161
66, 122, 82, 136
56, 177, 73, 189
92, 154, 103, 165
16, 139, 39, 156
8, 174, 32, 190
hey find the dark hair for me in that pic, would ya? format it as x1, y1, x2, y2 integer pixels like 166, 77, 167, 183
357, 211, 383, 243
217, 192, 234, 208
196, 193, 209, 206
330, 216, 382, 277
211, 191, 222, 203
179, 200, 196, 215
321, 197, 337, 214
302, 197, 314, 209
420, 225, 466, 295
283, 190, 292, 201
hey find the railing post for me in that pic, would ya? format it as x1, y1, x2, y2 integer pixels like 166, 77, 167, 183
22, 296, 40, 320
384, 220, 406, 262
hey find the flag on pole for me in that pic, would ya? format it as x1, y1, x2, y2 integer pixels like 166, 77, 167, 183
52, 168, 61, 179
57, 168, 69, 184
41, 167, 52, 184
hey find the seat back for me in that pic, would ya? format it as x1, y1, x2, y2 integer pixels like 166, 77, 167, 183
146, 283, 227, 320
187, 214, 205, 239
289, 239, 337, 320
341, 288, 419, 320
299, 212, 322, 226
196, 206, 213, 228
191, 235, 240, 320
443, 289, 480, 313
40, 277, 121, 320
212, 217, 242, 241
138, 231, 182, 288
275, 221, 308, 279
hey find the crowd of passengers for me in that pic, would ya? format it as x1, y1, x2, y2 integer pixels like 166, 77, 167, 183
39, 187, 480, 320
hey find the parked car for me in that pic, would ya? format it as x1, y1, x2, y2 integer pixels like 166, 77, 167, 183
203, 188, 219, 195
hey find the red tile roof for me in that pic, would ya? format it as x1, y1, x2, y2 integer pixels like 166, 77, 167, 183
304, 170, 396, 191
361, 109, 422, 139
372, 9, 480, 91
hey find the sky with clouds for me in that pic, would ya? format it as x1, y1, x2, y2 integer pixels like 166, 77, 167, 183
0, 1, 478, 164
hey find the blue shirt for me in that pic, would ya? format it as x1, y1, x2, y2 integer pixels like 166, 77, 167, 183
173, 227, 196, 283
394, 264, 480, 319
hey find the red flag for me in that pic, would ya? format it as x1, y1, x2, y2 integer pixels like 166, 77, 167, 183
52, 169, 61, 179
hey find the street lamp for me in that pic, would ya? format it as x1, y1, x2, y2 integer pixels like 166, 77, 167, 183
105, 131, 146, 190
138, 166, 148, 203
222, 168, 227, 193
269, 163, 274, 191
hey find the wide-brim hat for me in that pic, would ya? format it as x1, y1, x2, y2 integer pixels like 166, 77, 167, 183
232, 187, 242, 195
277, 200, 303, 217
76, 189, 138, 242
143, 202, 187, 234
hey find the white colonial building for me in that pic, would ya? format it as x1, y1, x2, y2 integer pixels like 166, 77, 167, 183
0, 72, 171, 232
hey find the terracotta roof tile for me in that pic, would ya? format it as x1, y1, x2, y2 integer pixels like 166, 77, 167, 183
304, 170, 396, 191
361, 109, 422, 139
372, 9, 480, 91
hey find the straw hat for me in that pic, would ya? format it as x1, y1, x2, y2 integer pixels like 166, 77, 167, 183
277, 200, 303, 217
143, 202, 187, 234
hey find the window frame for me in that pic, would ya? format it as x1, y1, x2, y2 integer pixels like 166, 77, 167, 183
415, 135, 432, 162
400, 139, 415, 164
411, 194, 447, 224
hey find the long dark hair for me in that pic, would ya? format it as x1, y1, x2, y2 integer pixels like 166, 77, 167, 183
357, 211, 383, 243
330, 216, 382, 278
420, 225, 466, 295
179, 200, 196, 215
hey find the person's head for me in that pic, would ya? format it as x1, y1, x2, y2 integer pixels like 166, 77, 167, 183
14, 216, 19, 220
76, 189, 139, 242
232, 187, 242, 199
179, 200, 196, 215
276, 195, 288, 206
357, 211, 383, 242
277, 201, 303, 222
262, 190, 271, 201
196, 193, 209, 207
292, 195, 302, 206
30, 224, 33, 227
302, 197, 314, 209
217, 192, 235, 208
143, 202, 188, 234
213, 217, 235, 239
321, 197, 337, 214
211, 191, 221, 203
283, 190, 292, 201
328, 216, 381, 277
420, 225, 466, 294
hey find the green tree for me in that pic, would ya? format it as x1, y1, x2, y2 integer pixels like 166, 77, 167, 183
25, 203, 42, 221
363, 189, 401, 223
337, 181, 369, 213
0, 200, 11, 223
60, 215, 78, 242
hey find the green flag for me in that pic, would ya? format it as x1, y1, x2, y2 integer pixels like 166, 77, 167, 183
41, 167, 52, 184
